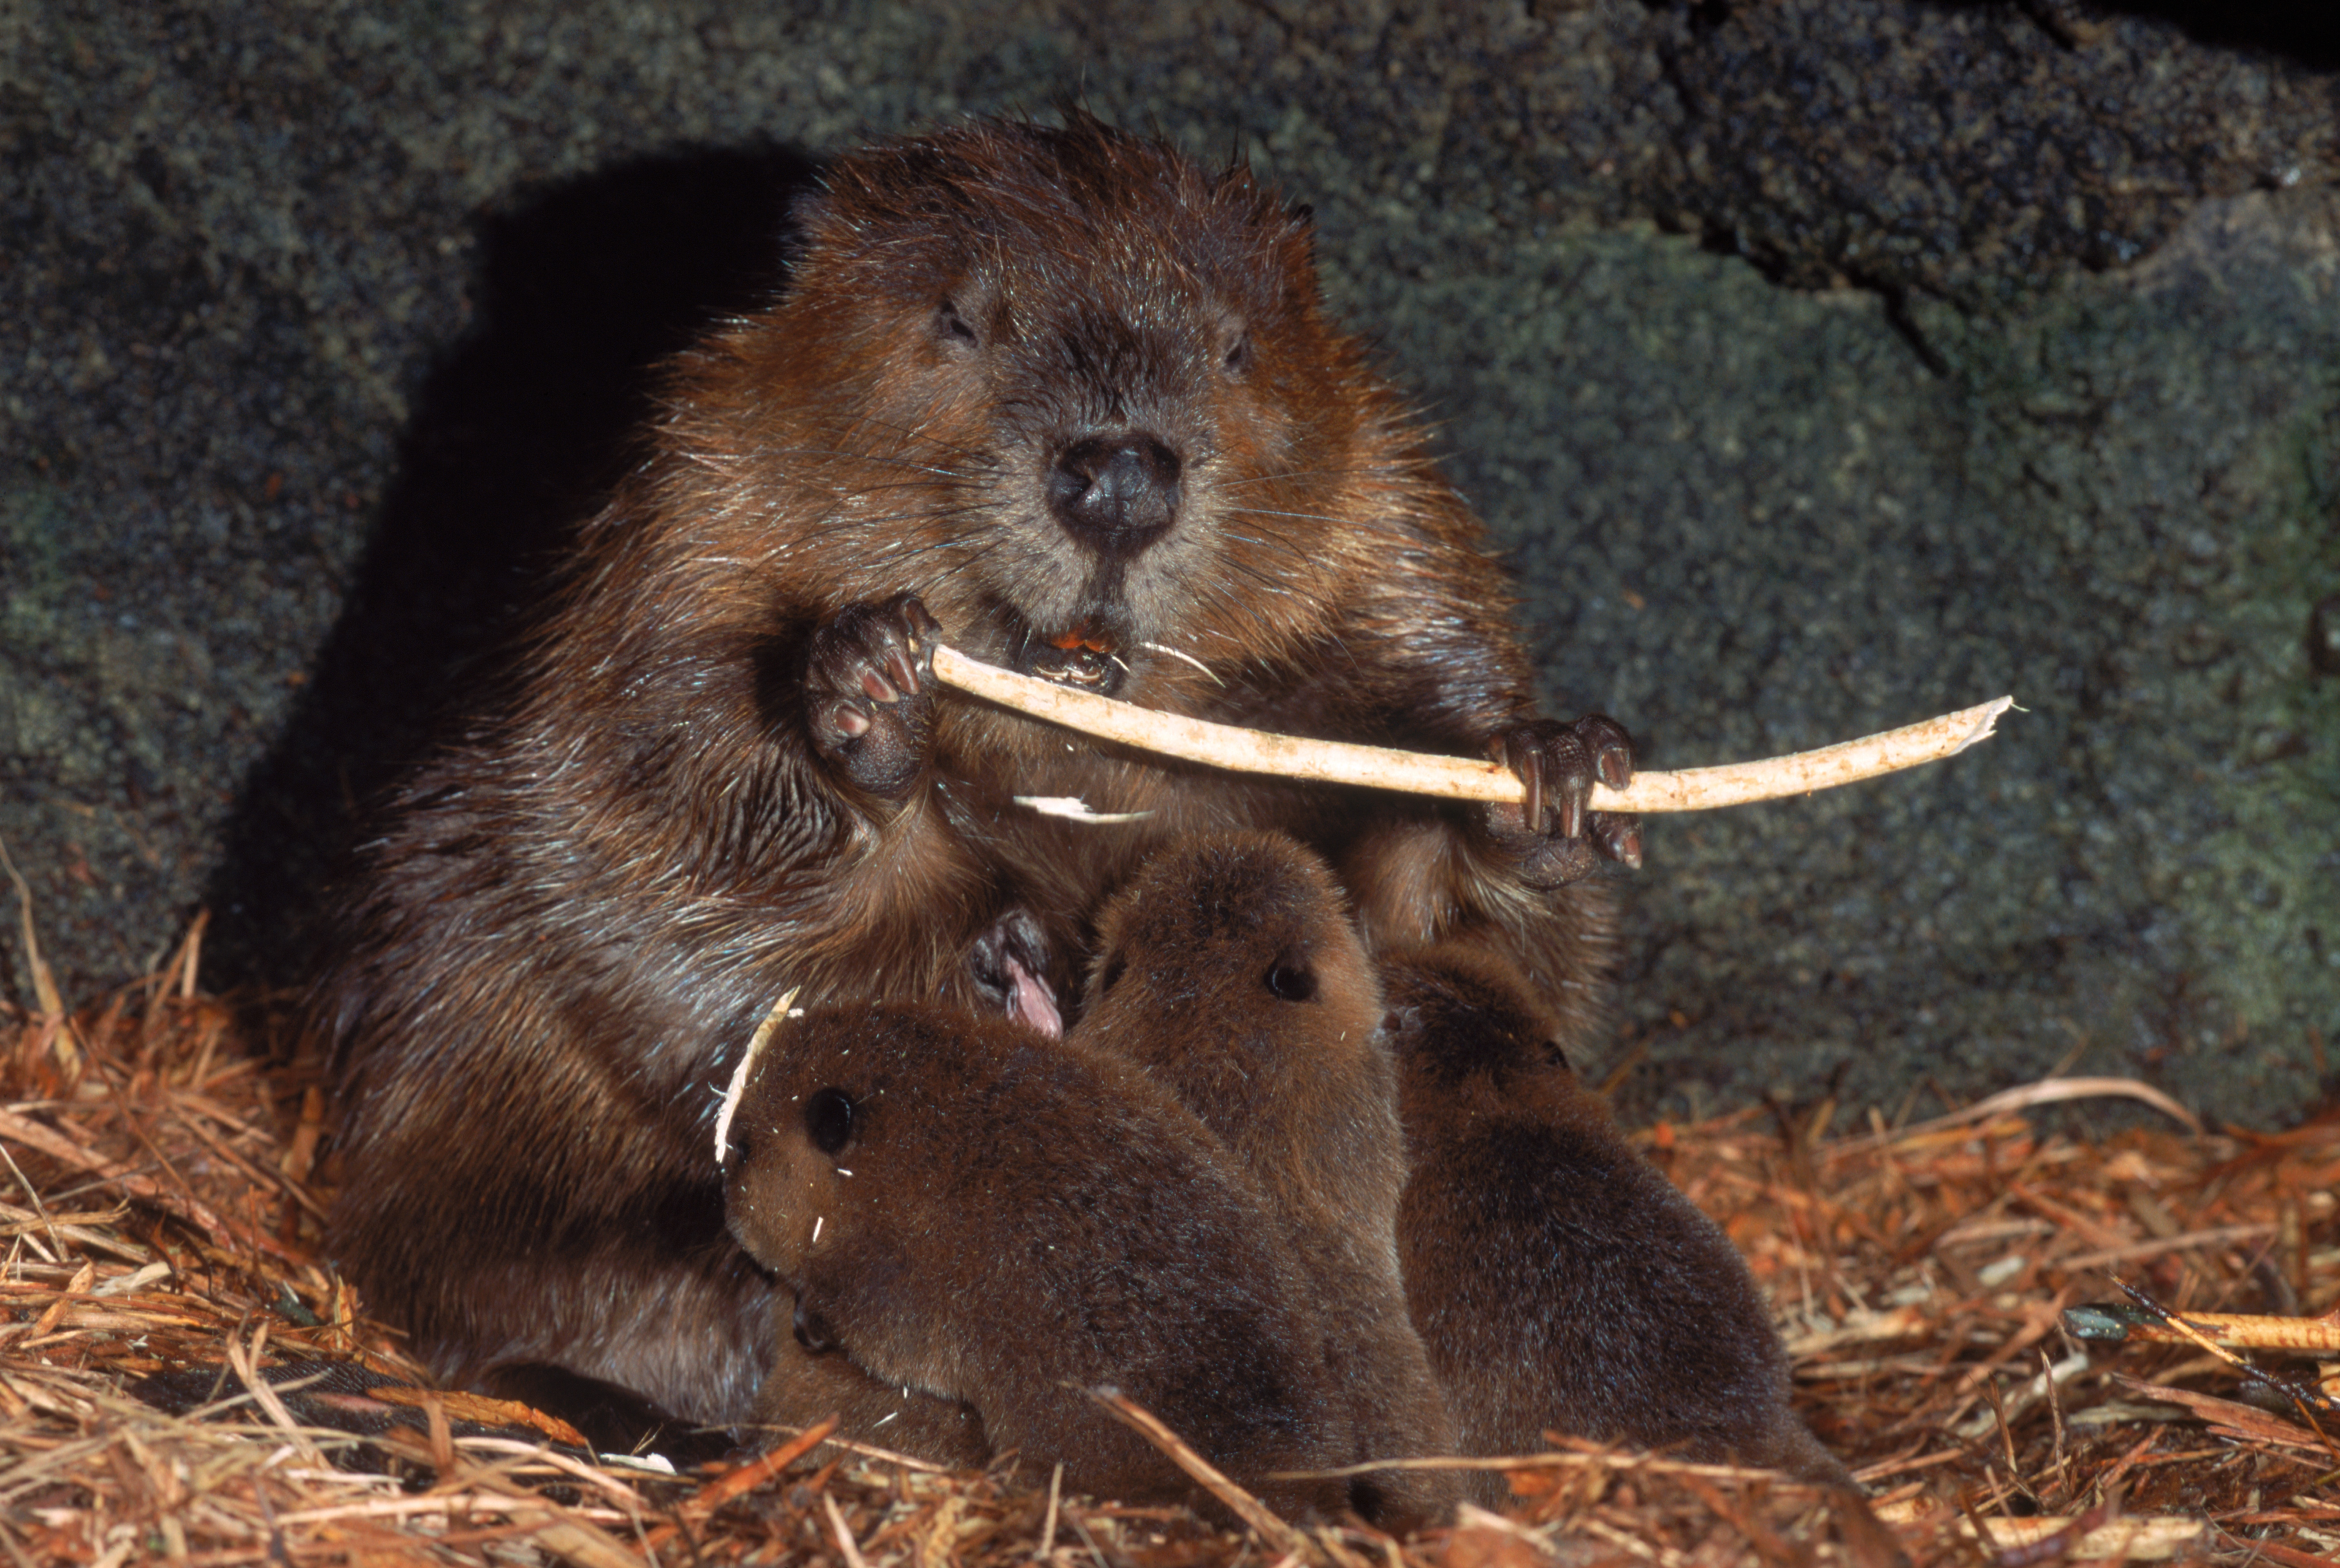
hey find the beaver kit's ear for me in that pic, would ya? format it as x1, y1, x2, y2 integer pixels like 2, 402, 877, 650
1096, 948, 1127, 997
1381, 945, 1570, 1097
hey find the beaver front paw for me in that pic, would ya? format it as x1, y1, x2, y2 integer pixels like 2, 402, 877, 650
964, 908, 1064, 1037
805, 594, 942, 800
1482, 715, 1641, 888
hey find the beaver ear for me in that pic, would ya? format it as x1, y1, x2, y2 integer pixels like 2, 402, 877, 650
1271, 201, 1320, 283
935, 296, 980, 350
1214, 309, 1255, 378
792, 1294, 837, 1353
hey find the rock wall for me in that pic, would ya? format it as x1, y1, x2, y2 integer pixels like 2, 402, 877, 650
4, 0, 2335, 1125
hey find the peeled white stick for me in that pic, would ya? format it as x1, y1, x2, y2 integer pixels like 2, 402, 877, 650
930, 645, 2012, 813
715, 986, 799, 1167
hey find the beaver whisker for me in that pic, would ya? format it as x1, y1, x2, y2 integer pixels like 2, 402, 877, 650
768, 458, 995, 488
1179, 570, 1299, 649
919, 542, 1026, 599
1201, 537, 1311, 597
1217, 506, 1364, 531
1138, 641, 1222, 684
782, 506, 996, 550
1213, 466, 1390, 491
1223, 504, 1425, 551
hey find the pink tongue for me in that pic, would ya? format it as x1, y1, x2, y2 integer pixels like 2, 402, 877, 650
1004, 954, 1064, 1038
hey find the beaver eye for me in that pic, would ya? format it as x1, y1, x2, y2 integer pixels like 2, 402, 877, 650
804, 1087, 856, 1154
935, 297, 979, 349
1097, 951, 1127, 995
1222, 327, 1254, 377
1264, 953, 1316, 1002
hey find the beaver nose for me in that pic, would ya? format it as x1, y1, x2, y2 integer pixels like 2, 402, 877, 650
1047, 434, 1181, 558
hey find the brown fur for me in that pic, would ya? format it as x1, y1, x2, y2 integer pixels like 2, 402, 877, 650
319, 114, 1625, 1428
748, 1338, 989, 1471
1382, 946, 1852, 1491
1077, 833, 1459, 1527
723, 1002, 1355, 1518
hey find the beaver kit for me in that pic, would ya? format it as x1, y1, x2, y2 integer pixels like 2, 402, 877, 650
1072, 833, 1460, 1523
317, 112, 1838, 1497
724, 833, 1838, 1513
721, 996, 1363, 1523
1381, 942, 1850, 1489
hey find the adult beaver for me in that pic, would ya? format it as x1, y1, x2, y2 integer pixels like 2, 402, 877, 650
318, 112, 1637, 1434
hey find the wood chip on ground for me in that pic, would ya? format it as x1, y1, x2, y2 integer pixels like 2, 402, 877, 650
2, 936, 2334, 1565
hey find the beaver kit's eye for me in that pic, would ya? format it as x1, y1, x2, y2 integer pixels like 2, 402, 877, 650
1097, 951, 1127, 996
804, 1087, 856, 1154
1264, 951, 1317, 1002
935, 297, 979, 349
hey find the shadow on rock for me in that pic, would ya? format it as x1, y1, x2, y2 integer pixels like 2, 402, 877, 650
203, 142, 823, 1003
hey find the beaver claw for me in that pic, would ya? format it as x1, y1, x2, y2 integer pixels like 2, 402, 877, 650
965, 908, 1064, 1038
806, 593, 942, 800
1482, 715, 1641, 887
